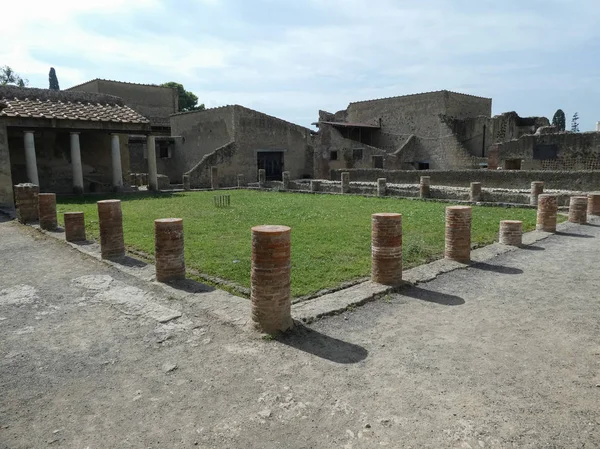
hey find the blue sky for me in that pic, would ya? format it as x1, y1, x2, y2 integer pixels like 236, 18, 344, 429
2, 0, 599, 130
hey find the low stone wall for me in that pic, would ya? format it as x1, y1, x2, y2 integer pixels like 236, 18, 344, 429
330, 169, 600, 191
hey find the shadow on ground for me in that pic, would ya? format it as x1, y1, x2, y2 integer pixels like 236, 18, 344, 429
555, 231, 594, 238
471, 262, 523, 275
277, 323, 368, 364
398, 285, 465, 306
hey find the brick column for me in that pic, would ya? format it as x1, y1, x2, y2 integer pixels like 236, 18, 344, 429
499, 220, 523, 246
237, 174, 245, 188
420, 176, 431, 198
282, 171, 290, 190
377, 178, 387, 197
38, 193, 57, 231
64, 212, 86, 242
258, 169, 266, 187
568, 196, 588, 224
445, 206, 472, 263
210, 166, 219, 190
536, 194, 557, 232
14, 183, 39, 224
155, 218, 185, 282
251, 225, 293, 334
183, 174, 191, 191
310, 180, 321, 192
341, 172, 350, 194
530, 181, 544, 206
588, 193, 600, 216
371, 213, 402, 285
97, 199, 125, 259
470, 182, 482, 202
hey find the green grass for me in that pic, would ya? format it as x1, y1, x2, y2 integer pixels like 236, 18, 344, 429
56, 191, 543, 297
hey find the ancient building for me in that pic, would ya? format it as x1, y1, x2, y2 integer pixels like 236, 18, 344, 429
0, 86, 151, 209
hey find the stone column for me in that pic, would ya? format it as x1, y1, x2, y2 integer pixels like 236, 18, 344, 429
14, 183, 39, 224
251, 225, 293, 334
258, 169, 266, 187
310, 180, 321, 192
445, 206, 472, 263
470, 182, 482, 202
282, 171, 290, 190
38, 193, 57, 231
568, 196, 588, 224
183, 174, 190, 191
97, 199, 125, 259
64, 212, 86, 242
155, 218, 185, 282
111, 134, 123, 189
377, 178, 387, 197
341, 172, 350, 194
211, 166, 219, 190
24, 131, 39, 185
530, 181, 544, 206
499, 220, 523, 246
70, 132, 84, 194
237, 174, 245, 188
371, 213, 402, 285
588, 193, 600, 216
536, 194, 557, 232
147, 135, 158, 191
420, 176, 431, 198
129, 173, 137, 186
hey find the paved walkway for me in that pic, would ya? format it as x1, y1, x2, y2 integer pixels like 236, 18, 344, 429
1, 216, 600, 448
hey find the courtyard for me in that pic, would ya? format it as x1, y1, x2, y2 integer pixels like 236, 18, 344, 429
56, 190, 541, 297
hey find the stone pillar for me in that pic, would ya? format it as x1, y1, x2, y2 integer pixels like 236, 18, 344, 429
310, 180, 321, 192
210, 166, 219, 190
258, 169, 266, 187
536, 194, 557, 232
64, 212, 86, 242
341, 172, 350, 194
111, 134, 123, 189
237, 174, 245, 188
24, 131, 39, 185
135, 173, 143, 187
155, 218, 185, 282
588, 193, 600, 216
470, 182, 482, 202
129, 173, 137, 186
251, 225, 293, 334
147, 135, 158, 191
282, 171, 290, 190
14, 183, 39, 224
530, 181, 544, 206
377, 178, 387, 197
568, 196, 588, 224
371, 213, 402, 285
420, 176, 431, 198
97, 199, 125, 259
38, 193, 57, 231
69, 132, 84, 194
183, 174, 190, 191
499, 220, 523, 246
445, 206, 472, 263
142, 173, 148, 186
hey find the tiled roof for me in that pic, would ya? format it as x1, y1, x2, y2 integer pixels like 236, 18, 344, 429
0, 86, 150, 124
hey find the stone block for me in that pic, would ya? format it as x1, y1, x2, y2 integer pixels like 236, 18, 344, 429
499, 220, 522, 246
377, 178, 387, 197
530, 181, 544, 206
341, 172, 350, 194
38, 193, 57, 231
588, 193, 600, 216
310, 180, 321, 192
258, 169, 266, 188
470, 182, 482, 202
282, 171, 290, 190
211, 166, 219, 190
64, 212, 86, 242
14, 183, 39, 224
420, 176, 430, 198
568, 196, 588, 224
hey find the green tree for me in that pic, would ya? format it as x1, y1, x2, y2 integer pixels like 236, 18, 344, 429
0, 65, 28, 87
571, 112, 580, 133
48, 67, 60, 90
551, 109, 566, 131
160, 82, 205, 112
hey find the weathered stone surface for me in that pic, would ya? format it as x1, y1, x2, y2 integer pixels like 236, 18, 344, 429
282, 171, 290, 190
341, 172, 350, 194
499, 220, 523, 246
251, 225, 293, 333
377, 178, 386, 197
64, 212, 86, 242
530, 181, 544, 206
536, 194, 558, 232
568, 196, 588, 224
210, 166, 219, 189
445, 206, 471, 263
588, 193, 600, 216
420, 176, 430, 198
38, 193, 57, 231
237, 174, 245, 188
371, 213, 402, 286
97, 199, 125, 259
155, 218, 185, 282
469, 182, 482, 202
183, 174, 190, 191
258, 169, 266, 188
14, 183, 39, 224
310, 180, 321, 192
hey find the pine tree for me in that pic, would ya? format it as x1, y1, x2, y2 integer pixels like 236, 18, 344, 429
551, 109, 566, 131
571, 112, 580, 133
48, 67, 60, 91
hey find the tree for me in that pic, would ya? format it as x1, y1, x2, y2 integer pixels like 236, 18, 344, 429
0, 65, 28, 87
160, 82, 205, 112
48, 67, 60, 90
551, 109, 566, 131
571, 112, 580, 133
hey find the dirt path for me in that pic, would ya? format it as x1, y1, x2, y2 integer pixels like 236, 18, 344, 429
1, 216, 599, 448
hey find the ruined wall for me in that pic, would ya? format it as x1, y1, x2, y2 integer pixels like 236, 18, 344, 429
0, 121, 14, 207
128, 136, 183, 183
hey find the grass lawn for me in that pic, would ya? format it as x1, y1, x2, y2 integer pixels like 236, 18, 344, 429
57, 190, 541, 297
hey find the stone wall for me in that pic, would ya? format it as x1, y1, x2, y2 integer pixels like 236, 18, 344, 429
329, 168, 600, 191
0, 122, 14, 207
129, 136, 184, 183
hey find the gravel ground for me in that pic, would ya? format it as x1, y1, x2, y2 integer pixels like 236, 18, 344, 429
1, 215, 599, 449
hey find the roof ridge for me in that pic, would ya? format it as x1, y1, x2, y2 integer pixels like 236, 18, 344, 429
349, 89, 491, 105
67, 78, 177, 91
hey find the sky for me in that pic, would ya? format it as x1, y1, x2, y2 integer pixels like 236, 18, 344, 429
1, 0, 599, 130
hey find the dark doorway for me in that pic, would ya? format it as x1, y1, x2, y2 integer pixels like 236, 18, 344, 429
372, 155, 384, 169
417, 162, 430, 170
257, 151, 284, 181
